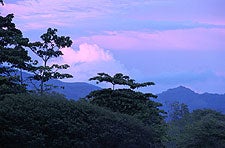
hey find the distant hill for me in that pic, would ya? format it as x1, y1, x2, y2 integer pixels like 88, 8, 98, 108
21, 72, 101, 100
157, 86, 225, 113
49, 80, 101, 100
19, 72, 225, 112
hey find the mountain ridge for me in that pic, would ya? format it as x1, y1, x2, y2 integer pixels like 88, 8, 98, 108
157, 85, 225, 113
21, 72, 101, 99
18, 72, 225, 113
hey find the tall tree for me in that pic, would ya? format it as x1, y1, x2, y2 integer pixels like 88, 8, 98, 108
29, 28, 73, 94
88, 73, 166, 144
0, 14, 31, 94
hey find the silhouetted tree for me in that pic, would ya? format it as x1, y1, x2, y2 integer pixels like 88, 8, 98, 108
29, 28, 73, 94
90, 72, 155, 90
88, 73, 166, 145
0, 14, 31, 94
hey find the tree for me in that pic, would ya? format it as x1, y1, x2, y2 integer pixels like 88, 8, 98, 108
29, 28, 73, 94
89, 72, 155, 90
87, 73, 166, 144
0, 14, 31, 94
169, 101, 189, 121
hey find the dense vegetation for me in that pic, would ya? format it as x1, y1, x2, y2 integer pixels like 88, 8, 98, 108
167, 102, 225, 147
0, 93, 160, 147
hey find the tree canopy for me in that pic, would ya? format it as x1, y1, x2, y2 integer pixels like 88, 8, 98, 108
167, 107, 225, 147
88, 73, 166, 144
89, 72, 155, 90
0, 93, 161, 147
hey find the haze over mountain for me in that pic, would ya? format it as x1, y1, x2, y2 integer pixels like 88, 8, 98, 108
55, 83, 225, 114
22, 72, 100, 99
48, 80, 101, 99
157, 86, 225, 113
22, 71, 224, 113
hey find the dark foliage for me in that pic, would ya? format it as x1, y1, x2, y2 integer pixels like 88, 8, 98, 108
88, 73, 166, 145
0, 93, 162, 147
0, 14, 31, 94
28, 28, 73, 94
87, 88, 166, 144
89, 72, 155, 90
167, 108, 225, 148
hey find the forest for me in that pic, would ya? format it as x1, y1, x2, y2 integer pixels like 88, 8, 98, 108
1, 1, 225, 147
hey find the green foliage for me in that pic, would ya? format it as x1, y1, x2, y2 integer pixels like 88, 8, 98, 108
88, 73, 166, 144
0, 93, 162, 147
29, 28, 73, 93
0, 14, 31, 94
168, 108, 225, 148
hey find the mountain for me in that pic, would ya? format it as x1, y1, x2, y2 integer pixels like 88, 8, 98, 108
157, 86, 225, 113
21, 72, 101, 100
17, 72, 225, 112
49, 80, 101, 100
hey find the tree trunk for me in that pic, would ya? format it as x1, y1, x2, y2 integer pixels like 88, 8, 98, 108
40, 60, 47, 94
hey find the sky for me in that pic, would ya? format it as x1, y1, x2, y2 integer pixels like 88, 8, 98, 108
1, 0, 225, 94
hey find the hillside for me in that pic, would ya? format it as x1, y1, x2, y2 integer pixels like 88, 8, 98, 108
49, 80, 101, 99
22, 71, 225, 112
21, 72, 100, 100
157, 86, 225, 113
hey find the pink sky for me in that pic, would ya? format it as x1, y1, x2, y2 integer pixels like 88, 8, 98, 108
75, 28, 225, 51
1, 0, 225, 93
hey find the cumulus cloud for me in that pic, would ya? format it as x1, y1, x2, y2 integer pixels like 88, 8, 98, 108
52, 43, 128, 82
60, 43, 113, 64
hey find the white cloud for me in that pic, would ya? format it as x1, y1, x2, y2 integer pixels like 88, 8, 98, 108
53, 43, 128, 82
60, 43, 113, 64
